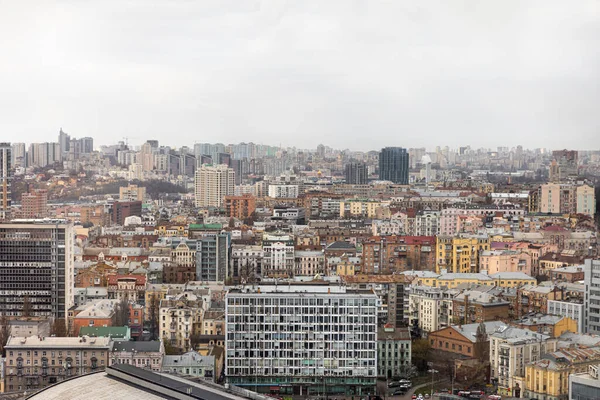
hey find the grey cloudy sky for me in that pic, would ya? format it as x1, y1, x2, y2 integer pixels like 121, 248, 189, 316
1, 0, 598, 151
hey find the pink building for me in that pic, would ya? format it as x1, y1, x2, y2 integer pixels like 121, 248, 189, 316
480, 249, 533, 276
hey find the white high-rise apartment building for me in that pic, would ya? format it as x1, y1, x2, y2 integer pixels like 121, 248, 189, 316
268, 184, 299, 198
195, 164, 235, 208
0, 143, 11, 219
225, 284, 378, 397
10, 143, 25, 168
584, 259, 600, 334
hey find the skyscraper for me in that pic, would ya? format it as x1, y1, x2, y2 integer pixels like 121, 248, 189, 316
379, 147, 409, 184
0, 143, 11, 220
194, 164, 235, 208
344, 161, 368, 184
0, 220, 74, 319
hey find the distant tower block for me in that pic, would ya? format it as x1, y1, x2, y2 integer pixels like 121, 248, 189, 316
421, 154, 432, 186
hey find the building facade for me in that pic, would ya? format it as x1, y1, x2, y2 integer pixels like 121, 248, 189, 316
194, 164, 235, 208
379, 147, 409, 184
225, 284, 378, 396
0, 220, 74, 319
584, 259, 600, 334
3, 336, 111, 392
377, 326, 411, 379
0, 142, 11, 220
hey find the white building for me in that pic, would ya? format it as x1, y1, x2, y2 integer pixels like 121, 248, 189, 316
577, 184, 596, 217
194, 164, 235, 208
408, 286, 456, 335
585, 259, 600, 334
570, 364, 600, 400
548, 300, 584, 333
162, 351, 215, 381
262, 233, 294, 277
268, 184, 299, 198
225, 284, 378, 397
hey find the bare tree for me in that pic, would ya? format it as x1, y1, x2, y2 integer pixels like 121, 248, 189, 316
113, 297, 130, 327
0, 313, 11, 357
475, 322, 489, 362
50, 318, 67, 337
148, 294, 160, 340
22, 296, 32, 318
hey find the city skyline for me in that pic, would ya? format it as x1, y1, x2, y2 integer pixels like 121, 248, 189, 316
1, 1, 598, 150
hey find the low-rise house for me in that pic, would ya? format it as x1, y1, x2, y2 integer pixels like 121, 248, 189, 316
109, 341, 165, 372
549, 264, 585, 282
547, 300, 584, 334
107, 274, 147, 303
79, 326, 131, 341
429, 321, 506, 359
73, 287, 109, 307
162, 351, 215, 381
513, 314, 578, 337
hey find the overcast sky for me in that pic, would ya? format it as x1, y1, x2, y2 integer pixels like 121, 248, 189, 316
1, 0, 598, 151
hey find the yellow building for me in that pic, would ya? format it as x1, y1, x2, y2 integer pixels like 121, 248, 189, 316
336, 261, 356, 276
154, 224, 188, 237
436, 234, 491, 273
339, 199, 382, 218
525, 346, 600, 400
404, 271, 536, 289
490, 272, 537, 288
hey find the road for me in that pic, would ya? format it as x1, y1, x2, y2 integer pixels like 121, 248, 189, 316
379, 379, 449, 400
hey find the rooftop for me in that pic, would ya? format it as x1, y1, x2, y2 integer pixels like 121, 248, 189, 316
7, 336, 111, 349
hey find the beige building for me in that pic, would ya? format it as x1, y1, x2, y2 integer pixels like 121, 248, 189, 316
540, 183, 563, 214
109, 340, 164, 372
194, 164, 235, 208
3, 336, 111, 393
119, 184, 146, 202
294, 251, 325, 276
576, 184, 595, 217
159, 292, 204, 353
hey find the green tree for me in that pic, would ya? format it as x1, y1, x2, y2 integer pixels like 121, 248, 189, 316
411, 338, 432, 372
163, 337, 179, 355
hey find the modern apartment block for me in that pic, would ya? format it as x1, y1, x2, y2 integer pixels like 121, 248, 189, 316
0, 142, 11, 220
3, 335, 111, 392
0, 220, 74, 319
225, 284, 378, 397
584, 259, 600, 334
194, 164, 235, 208
379, 147, 409, 184
345, 162, 368, 185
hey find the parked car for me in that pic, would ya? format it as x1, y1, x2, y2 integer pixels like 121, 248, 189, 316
388, 381, 401, 388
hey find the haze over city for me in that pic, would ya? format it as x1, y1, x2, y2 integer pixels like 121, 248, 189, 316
1, 0, 599, 150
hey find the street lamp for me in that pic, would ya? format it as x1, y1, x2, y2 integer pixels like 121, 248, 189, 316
427, 366, 438, 397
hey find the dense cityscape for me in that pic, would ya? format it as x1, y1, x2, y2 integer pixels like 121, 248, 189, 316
0, 133, 598, 400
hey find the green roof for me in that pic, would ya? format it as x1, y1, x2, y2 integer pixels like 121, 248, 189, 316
79, 326, 129, 339
189, 223, 223, 230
